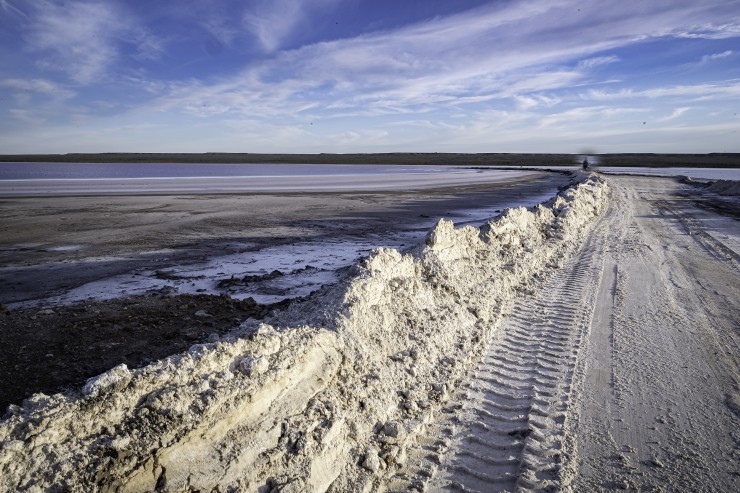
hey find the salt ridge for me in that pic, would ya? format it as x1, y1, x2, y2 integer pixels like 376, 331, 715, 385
0, 172, 608, 492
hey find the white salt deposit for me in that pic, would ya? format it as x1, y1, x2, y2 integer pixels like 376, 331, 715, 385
11, 189, 558, 307
0, 173, 608, 492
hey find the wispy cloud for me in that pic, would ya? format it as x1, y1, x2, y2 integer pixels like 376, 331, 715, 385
671, 23, 740, 39
584, 82, 740, 101
578, 56, 620, 69
0, 0, 26, 17
700, 50, 734, 63
0, 78, 75, 100
244, 0, 343, 53
8, 108, 46, 125
3, 0, 740, 153
152, 0, 740, 119
538, 106, 647, 128
23, 1, 163, 84
659, 107, 692, 121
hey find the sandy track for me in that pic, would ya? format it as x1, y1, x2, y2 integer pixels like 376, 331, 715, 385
382, 175, 739, 492
570, 176, 739, 492
381, 205, 608, 493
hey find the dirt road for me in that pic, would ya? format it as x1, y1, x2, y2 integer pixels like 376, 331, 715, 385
383, 175, 739, 492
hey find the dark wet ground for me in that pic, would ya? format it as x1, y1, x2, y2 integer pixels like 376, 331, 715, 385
0, 291, 289, 413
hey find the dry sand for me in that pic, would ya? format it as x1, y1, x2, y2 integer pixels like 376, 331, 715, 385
0, 172, 738, 492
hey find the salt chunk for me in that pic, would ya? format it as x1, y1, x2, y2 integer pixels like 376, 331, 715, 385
239, 355, 269, 377
82, 364, 131, 397
362, 448, 381, 472
382, 421, 401, 438
2, 440, 24, 452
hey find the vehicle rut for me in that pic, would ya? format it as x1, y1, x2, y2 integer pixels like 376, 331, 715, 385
653, 199, 740, 271
381, 227, 607, 492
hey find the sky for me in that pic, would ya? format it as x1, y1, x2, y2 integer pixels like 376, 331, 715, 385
1, 0, 739, 154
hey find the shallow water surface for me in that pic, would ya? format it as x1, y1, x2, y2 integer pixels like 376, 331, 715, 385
0, 163, 539, 195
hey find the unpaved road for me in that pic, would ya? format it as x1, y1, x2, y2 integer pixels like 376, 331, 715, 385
382, 175, 739, 492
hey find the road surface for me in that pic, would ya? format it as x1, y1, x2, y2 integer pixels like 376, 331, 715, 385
382, 174, 740, 492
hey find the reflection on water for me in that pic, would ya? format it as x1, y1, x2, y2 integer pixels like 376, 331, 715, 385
1, 162, 467, 180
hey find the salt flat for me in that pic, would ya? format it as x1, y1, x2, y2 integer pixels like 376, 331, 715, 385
0, 168, 539, 196
0, 172, 558, 305
0, 172, 737, 493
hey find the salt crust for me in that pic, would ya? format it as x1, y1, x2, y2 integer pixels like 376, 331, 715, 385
0, 172, 607, 493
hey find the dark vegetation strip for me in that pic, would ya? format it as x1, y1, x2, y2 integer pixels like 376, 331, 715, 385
1, 153, 739, 167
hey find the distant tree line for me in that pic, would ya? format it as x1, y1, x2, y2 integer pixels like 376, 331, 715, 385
0, 152, 738, 168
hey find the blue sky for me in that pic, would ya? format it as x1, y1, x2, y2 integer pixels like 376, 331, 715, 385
1, 0, 739, 154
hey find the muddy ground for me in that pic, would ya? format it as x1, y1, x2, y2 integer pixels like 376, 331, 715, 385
0, 292, 292, 412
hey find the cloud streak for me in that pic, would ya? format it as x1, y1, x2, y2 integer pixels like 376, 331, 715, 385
22, 0, 162, 84
700, 50, 734, 63
2, 0, 739, 153
583, 82, 740, 101
0, 78, 75, 100
244, 0, 343, 53
153, 0, 740, 119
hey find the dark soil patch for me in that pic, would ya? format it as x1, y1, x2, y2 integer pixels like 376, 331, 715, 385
0, 292, 286, 413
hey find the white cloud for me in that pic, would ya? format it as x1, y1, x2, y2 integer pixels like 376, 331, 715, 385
23, 1, 163, 84
659, 107, 691, 121
514, 94, 563, 110
584, 82, 740, 101
5, 0, 740, 153
700, 50, 734, 63
244, 0, 343, 53
152, 0, 740, 120
578, 56, 620, 69
0, 78, 75, 100
538, 106, 647, 128
671, 23, 740, 39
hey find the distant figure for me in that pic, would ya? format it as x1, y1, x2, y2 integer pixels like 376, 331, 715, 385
582, 158, 589, 170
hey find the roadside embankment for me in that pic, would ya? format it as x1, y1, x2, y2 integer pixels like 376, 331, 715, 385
0, 173, 607, 492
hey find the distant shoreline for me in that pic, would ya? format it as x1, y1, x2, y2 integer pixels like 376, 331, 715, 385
1, 152, 739, 168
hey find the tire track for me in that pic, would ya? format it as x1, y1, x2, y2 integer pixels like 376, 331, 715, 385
382, 231, 606, 493
653, 199, 740, 271
568, 177, 740, 492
